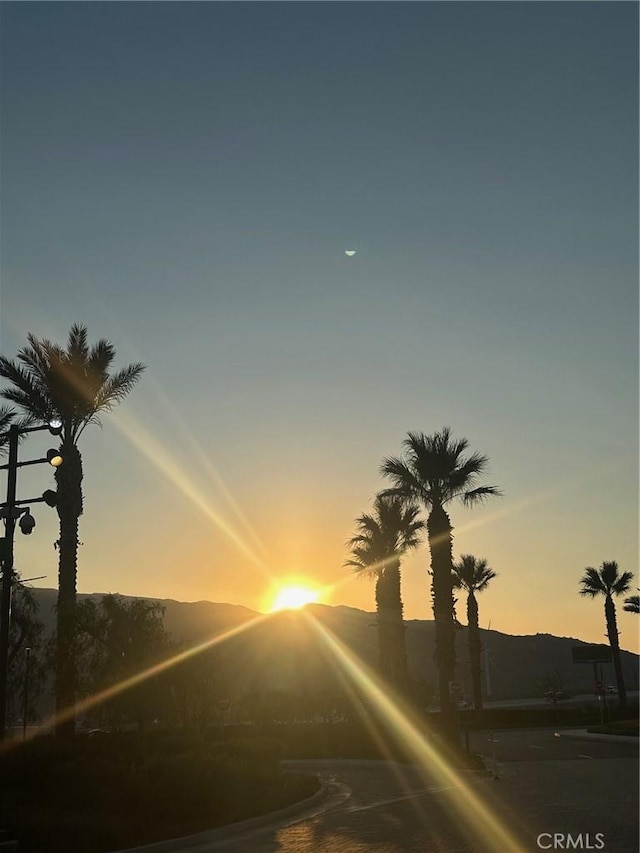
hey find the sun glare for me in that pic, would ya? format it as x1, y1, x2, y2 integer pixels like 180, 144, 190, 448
270, 583, 320, 612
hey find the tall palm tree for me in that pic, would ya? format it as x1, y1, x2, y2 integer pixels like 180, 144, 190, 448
381, 428, 500, 735
579, 561, 634, 710
346, 494, 424, 689
452, 554, 496, 714
0, 324, 145, 737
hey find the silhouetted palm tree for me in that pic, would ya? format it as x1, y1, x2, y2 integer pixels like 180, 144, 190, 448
381, 428, 500, 734
579, 561, 633, 710
623, 593, 639, 614
0, 324, 145, 736
452, 554, 496, 714
346, 494, 424, 688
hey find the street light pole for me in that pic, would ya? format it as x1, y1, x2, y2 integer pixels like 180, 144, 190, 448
0, 421, 62, 741
22, 647, 31, 741
0, 426, 18, 741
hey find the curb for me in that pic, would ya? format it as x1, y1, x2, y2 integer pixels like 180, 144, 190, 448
110, 775, 350, 853
554, 729, 639, 745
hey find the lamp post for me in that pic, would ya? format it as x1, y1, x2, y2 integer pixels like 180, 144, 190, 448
0, 422, 62, 741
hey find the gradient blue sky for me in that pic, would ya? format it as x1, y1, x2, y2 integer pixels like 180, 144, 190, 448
1, 2, 638, 653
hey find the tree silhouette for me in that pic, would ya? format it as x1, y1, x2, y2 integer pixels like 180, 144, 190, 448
77, 594, 170, 733
579, 561, 633, 710
381, 427, 500, 737
346, 494, 423, 690
623, 593, 639, 615
7, 578, 47, 726
0, 324, 145, 737
452, 554, 496, 714
0, 406, 16, 446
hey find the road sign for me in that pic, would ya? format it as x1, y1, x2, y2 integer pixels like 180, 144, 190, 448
449, 681, 464, 701
572, 644, 612, 664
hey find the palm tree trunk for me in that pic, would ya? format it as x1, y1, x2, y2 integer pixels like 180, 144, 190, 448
604, 596, 627, 710
427, 503, 457, 739
375, 575, 392, 681
54, 441, 83, 738
386, 559, 409, 690
466, 592, 483, 714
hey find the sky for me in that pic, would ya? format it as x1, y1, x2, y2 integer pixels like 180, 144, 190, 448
0, 2, 638, 654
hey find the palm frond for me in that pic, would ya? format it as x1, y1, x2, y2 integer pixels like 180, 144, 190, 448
93, 364, 146, 411
1, 327, 146, 439
579, 566, 607, 597
0, 405, 14, 435
461, 485, 503, 506
448, 451, 489, 494
380, 455, 428, 503
383, 428, 500, 515
452, 554, 497, 593
594, 561, 634, 596
623, 595, 640, 614
0, 357, 53, 422
88, 339, 116, 376
612, 571, 634, 595
68, 324, 89, 366
346, 490, 423, 586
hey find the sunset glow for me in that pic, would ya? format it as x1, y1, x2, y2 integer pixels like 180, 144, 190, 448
269, 583, 321, 611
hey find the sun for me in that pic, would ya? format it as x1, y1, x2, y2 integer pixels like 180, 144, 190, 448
269, 583, 320, 612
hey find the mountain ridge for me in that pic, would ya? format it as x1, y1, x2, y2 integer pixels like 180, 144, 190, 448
26, 587, 639, 701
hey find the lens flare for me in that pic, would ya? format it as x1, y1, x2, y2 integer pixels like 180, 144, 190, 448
112, 408, 270, 576
6, 612, 271, 747
302, 611, 530, 852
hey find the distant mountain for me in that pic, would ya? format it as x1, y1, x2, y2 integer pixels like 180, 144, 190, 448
27, 589, 639, 701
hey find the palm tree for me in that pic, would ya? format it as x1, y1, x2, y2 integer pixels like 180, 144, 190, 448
381, 428, 500, 735
623, 593, 639, 615
0, 324, 145, 736
452, 554, 496, 714
346, 494, 424, 689
579, 561, 634, 710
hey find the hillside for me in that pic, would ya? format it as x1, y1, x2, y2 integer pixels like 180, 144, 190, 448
28, 588, 639, 702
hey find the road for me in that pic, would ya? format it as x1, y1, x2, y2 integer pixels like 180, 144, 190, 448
188, 728, 638, 853
429, 690, 640, 712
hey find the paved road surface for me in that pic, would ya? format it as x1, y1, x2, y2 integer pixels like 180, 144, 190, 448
141, 729, 637, 853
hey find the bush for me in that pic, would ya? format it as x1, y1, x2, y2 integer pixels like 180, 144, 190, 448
0, 732, 316, 853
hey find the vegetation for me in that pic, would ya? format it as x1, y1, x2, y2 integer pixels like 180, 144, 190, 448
0, 324, 145, 738
579, 561, 634, 710
346, 494, 424, 690
3, 346, 638, 850
452, 554, 497, 714
0, 732, 318, 853
8, 579, 48, 726
381, 428, 500, 736
0, 405, 17, 444
76, 595, 172, 734
586, 719, 639, 737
